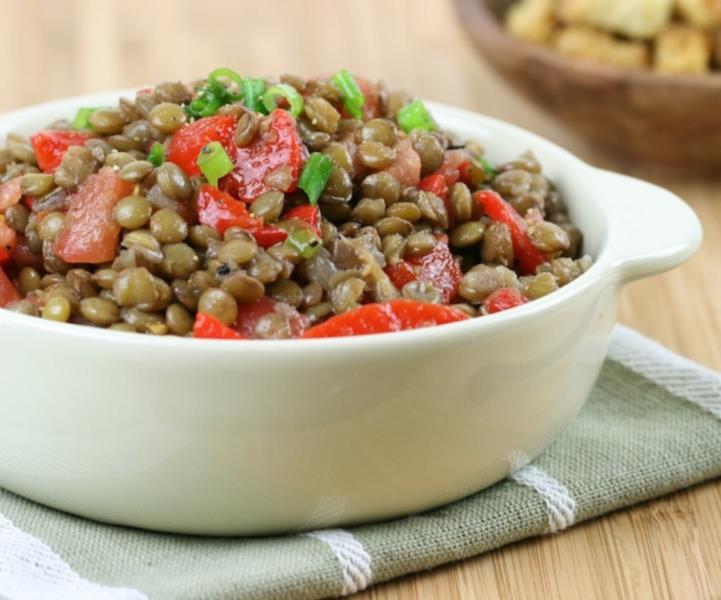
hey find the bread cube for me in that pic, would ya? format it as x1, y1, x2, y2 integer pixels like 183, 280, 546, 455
558, 0, 673, 39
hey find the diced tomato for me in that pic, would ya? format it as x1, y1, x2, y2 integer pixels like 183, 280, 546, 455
251, 225, 288, 248
303, 299, 468, 338
221, 110, 308, 203
384, 238, 462, 304
196, 184, 263, 235
0, 177, 22, 212
474, 190, 547, 275
284, 204, 321, 235
483, 287, 528, 314
234, 296, 309, 338
11, 234, 43, 270
30, 131, 93, 173
0, 266, 20, 307
53, 168, 134, 264
384, 139, 421, 187
193, 312, 245, 340
0, 221, 17, 266
167, 115, 237, 177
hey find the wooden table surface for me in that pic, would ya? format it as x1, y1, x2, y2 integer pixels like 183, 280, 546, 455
4, 1, 720, 598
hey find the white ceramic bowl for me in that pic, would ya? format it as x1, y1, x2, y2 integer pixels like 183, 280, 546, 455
0, 91, 701, 535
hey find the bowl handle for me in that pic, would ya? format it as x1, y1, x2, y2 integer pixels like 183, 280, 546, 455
592, 168, 702, 283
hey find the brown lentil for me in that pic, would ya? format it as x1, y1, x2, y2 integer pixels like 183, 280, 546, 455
482, 222, 514, 266
357, 141, 396, 169
114, 195, 152, 229
449, 182, 473, 223
42, 295, 72, 322
148, 103, 186, 134
150, 208, 188, 244
156, 162, 192, 200
351, 197, 386, 225
89, 109, 127, 135
404, 231, 437, 257
386, 201, 421, 222
250, 190, 284, 221
54, 146, 96, 188
197, 288, 238, 326
79, 297, 120, 326
304, 96, 341, 134
18, 267, 41, 294
166, 303, 194, 336
5, 203, 29, 233
220, 271, 265, 303
450, 220, 485, 248
21, 173, 55, 198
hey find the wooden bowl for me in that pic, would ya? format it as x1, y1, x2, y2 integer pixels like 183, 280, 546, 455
454, 0, 721, 168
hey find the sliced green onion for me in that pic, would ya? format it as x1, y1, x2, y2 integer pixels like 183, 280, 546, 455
477, 156, 496, 178
286, 228, 323, 259
261, 84, 304, 117
242, 77, 267, 113
72, 107, 100, 130
298, 153, 334, 205
197, 141, 234, 187
147, 142, 165, 167
332, 69, 364, 120
186, 92, 225, 119
397, 99, 436, 133
207, 67, 243, 100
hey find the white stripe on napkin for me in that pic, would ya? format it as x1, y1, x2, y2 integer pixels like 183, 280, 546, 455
0, 512, 146, 600
510, 465, 577, 533
610, 326, 721, 420
306, 529, 372, 595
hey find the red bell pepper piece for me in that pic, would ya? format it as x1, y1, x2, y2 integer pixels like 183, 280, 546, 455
167, 115, 237, 177
30, 131, 93, 173
193, 312, 245, 339
234, 296, 309, 338
474, 190, 547, 275
418, 173, 448, 199
303, 299, 469, 338
284, 204, 321, 235
196, 184, 263, 235
251, 226, 288, 248
53, 168, 134, 264
384, 261, 417, 292
0, 222, 17, 266
483, 287, 528, 314
0, 177, 22, 212
0, 266, 20, 307
384, 237, 463, 304
221, 110, 308, 203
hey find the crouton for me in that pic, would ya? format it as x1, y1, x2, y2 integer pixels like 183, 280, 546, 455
654, 25, 710, 73
506, 0, 556, 44
552, 25, 651, 69
676, 0, 721, 28
558, 0, 673, 39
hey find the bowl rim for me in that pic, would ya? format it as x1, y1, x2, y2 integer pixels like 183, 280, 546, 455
453, 0, 721, 89
0, 90, 613, 353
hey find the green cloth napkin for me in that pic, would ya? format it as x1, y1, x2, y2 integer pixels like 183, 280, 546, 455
1, 326, 720, 600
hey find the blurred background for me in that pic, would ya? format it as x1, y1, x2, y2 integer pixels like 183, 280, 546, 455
0, 0, 583, 157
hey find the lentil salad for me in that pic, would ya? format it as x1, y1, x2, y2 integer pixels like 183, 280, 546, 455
0, 70, 592, 339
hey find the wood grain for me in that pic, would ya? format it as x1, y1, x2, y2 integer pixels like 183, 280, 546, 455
3, 1, 720, 598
